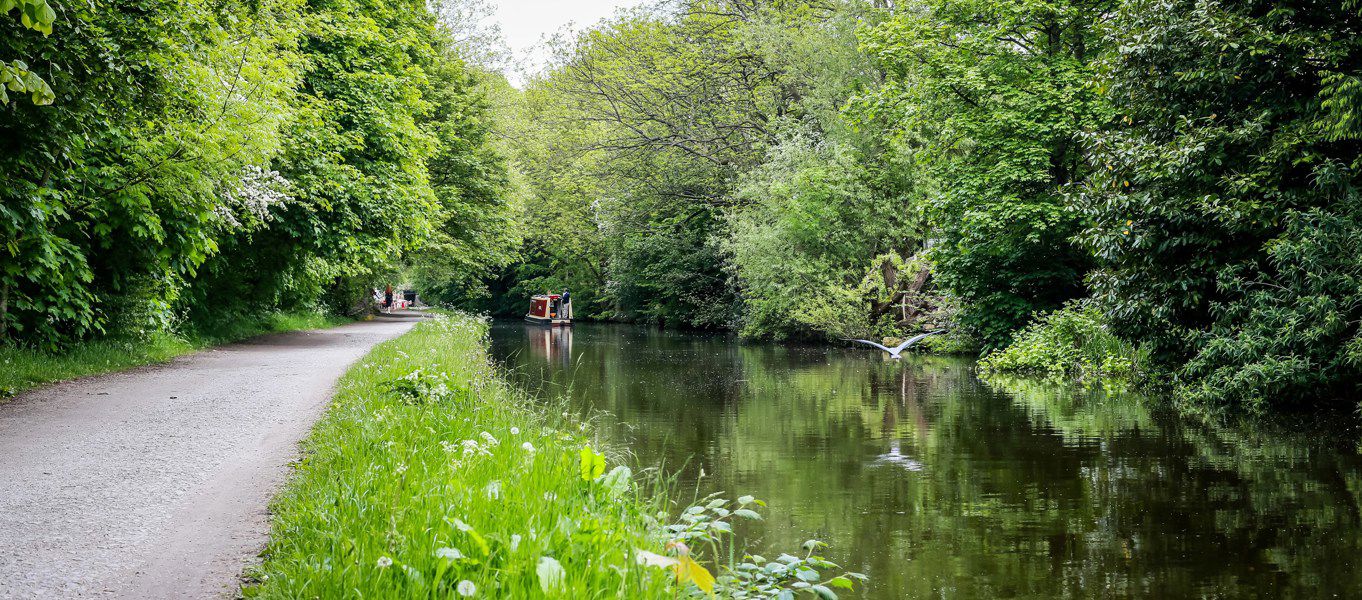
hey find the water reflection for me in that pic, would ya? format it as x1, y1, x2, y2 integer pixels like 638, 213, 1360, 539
525, 324, 573, 367
488, 321, 1362, 599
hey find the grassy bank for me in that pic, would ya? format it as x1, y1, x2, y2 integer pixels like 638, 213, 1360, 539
247, 314, 861, 598
0, 311, 349, 397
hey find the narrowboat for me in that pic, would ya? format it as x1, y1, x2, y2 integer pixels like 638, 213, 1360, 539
525, 293, 572, 326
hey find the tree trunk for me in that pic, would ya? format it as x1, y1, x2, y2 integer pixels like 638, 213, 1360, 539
1, 281, 9, 340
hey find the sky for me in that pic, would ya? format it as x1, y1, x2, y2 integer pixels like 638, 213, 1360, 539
490, 0, 646, 82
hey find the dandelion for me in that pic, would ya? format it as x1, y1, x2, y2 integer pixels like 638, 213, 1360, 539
457, 580, 477, 596
509, 426, 520, 435
376, 556, 393, 568
522, 441, 535, 453
436, 547, 464, 560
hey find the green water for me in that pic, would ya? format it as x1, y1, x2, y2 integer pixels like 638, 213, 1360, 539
488, 321, 1362, 599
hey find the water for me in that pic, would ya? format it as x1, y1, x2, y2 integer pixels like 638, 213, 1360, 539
487, 321, 1362, 599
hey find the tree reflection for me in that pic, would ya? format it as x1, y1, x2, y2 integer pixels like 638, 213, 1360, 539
489, 322, 1362, 599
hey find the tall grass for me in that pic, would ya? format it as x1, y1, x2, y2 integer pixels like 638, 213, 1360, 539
244, 315, 677, 598
0, 310, 348, 397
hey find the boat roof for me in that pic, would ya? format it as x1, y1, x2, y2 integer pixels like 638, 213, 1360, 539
531, 294, 561, 299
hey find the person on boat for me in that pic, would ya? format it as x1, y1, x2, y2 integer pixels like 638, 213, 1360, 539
560, 289, 570, 316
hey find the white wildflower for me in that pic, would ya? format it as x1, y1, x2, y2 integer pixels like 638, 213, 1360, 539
457, 580, 477, 597
435, 547, 464, 560
480, 431, 499, 446
484, 480, 501, 500
395, 462, 407, 475
510, 534, 522, 552
376, 556, 393, 568
522, 442, 535, 453
453, 518, 473, 532
509, 426, 520, 435
536, 557, 565, 592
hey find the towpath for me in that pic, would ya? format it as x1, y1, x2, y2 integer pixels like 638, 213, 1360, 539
0, 313, 426, 599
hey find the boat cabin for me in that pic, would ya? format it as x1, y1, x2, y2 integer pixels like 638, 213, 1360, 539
525, 293, 572, 326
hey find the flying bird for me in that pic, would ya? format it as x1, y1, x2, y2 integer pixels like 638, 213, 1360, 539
847, 331, 944, 359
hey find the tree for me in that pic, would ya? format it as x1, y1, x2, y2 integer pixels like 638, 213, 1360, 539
1076, 0, 1362, 411
857, 0, 1112, 348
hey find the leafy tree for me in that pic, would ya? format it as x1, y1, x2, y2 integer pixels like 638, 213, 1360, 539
857, 0, 1111, 348
1076, 0, 1362, 411
2, 0, 304, 346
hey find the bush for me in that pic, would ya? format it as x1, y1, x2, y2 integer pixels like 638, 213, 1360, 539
1173, 205, 1362, 414
979, 302, 1148, 382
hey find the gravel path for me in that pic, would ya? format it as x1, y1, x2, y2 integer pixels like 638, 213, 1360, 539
0, 313, 426, 599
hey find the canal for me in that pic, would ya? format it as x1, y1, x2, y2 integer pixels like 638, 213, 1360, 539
488, 321, 1361, 599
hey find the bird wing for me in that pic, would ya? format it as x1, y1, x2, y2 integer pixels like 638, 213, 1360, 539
893, 331, 944, 353
850, 339, 893, 353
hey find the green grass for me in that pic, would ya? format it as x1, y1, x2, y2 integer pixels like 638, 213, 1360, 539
0, 310, 349, 398
244, 314, 678, 598
247, 313, 867, 598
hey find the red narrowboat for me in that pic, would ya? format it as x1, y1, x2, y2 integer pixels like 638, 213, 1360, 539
525, 293, 572, 326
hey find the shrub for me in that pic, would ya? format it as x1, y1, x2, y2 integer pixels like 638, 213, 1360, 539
979, 302, 1148, 382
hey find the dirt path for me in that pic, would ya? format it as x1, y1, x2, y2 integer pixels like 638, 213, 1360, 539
0, 313, 426, 599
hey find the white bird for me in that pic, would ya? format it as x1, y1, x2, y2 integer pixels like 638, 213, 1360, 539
871, 441, 924, 472
847, 331, 944, 359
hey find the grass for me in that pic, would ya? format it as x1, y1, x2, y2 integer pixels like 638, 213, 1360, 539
0, 310, 349, 398
243, 314, 678, 598
246, 313, 866, 598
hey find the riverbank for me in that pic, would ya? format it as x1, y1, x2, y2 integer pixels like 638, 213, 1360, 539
243, 315, 676, 597
0, 311, 350, 398
247, 314, 860, 598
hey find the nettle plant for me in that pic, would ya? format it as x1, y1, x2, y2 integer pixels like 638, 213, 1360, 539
645, 491, 867, 599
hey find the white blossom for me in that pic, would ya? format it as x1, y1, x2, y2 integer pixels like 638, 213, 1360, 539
375, 556, 393, 568
457, 580, 477, 596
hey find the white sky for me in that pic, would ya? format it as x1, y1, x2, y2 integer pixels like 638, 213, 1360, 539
492, 0, 646, 82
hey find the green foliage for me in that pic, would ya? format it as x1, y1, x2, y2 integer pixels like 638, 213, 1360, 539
2, 0, 306, 347
856, 0, 1110, 348
725, 128, 916, 341
1, 0, 57, 105
1075, 0, 1362, 411
3, 0, 513, 350
244, 314, 678, 597
979, 302, 1148, 382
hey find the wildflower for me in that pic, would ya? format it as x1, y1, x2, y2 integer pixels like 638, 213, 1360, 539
522, 442, 535, 453
510, 534, 522, 552
480, 431, 499, 446
509, 426, 520, 435
461, 440, 481, 455
484, 480, 501, 500
453, 518, 473, 532
537, 557, 565, 593
457, 580, 477, 596
376, 556, 393, 568
395, 462, 408, 475
435, 547, 464, 560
